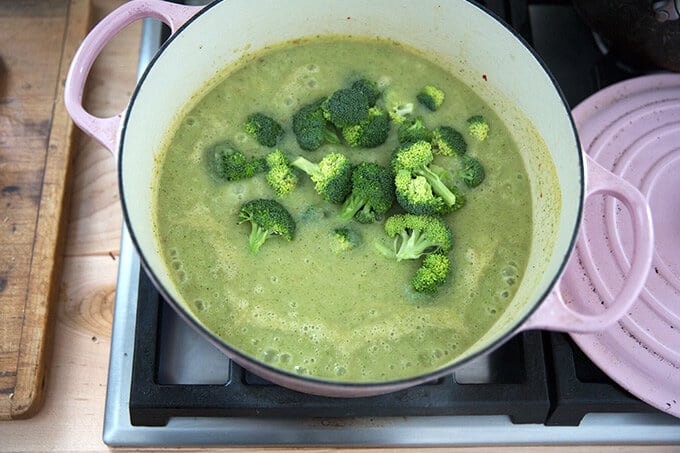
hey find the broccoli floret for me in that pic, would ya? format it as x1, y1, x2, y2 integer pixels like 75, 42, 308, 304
416, 85, 445, 111
458, 155, 486, 188
206, 141, 266, 181
292, 99, 341, 151
351, 78, 381, 106
265, 149, 298, 197
414, 164, 467, 215
339, 162, 395, 224
237, 199, 296, 255
391, 140, 459, 209
375, 213, 453, 261
397, 116, 431, 144
244, 113, 284, 147
331, 227, 362, 253
321, 87, 370, 128
467, 115, 489, 141
267, 166, 298, 197
264, 148, 289, 168
388, 102, 414, 124
299, 204, 327, 223
431, 126, 467, 156
341, 106, 391, 148
412, 252, 451, 294
291, 152, 353, 204
382, 89, 414, 124
394, 169, 449, 216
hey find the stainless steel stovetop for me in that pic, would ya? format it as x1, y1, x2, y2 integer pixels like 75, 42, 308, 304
103, 3, 680, 447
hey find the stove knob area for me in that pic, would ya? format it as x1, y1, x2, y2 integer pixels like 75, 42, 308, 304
652, 0, 679, 22
574, 0, 680, 72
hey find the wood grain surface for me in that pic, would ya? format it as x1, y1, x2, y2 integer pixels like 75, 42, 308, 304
0, 0, 91, 420
0, 0, 676, 451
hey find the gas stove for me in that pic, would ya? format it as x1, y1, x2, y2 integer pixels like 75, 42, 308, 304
103, 0, 680, 447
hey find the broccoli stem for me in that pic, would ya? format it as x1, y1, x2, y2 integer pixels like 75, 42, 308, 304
419, 166, 457, 207
395, 230, 437, 261
374, 240, 396, 259
249, 224, 270, 255
324, 128, 342, 145
338, 194, 364, 221
291, 156, 319, 177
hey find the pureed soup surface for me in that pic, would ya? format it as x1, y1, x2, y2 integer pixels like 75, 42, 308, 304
154, 37, 533, 383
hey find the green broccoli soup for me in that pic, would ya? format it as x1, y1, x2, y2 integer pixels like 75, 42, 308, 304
153, 37, 533, 382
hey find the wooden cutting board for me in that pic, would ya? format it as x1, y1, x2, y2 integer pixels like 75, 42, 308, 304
0, 0, 91, 419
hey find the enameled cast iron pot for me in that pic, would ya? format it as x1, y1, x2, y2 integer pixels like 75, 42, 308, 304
65, 0, 655, 397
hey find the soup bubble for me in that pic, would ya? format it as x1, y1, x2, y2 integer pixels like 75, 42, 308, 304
502, 265, 518, 277
263, 349, 278, 363
305, 63, 319, 73
279, 353, 291, 364
334, 365, 346, 377
194, 299, 207, 311
501, 264, 519, 285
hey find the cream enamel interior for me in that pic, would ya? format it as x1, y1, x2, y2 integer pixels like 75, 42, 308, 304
120, 0, 580, 385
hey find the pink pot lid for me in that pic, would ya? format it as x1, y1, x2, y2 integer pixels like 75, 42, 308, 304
569, 73, 680, 418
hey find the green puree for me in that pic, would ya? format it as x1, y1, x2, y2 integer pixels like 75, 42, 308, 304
154, 37, 532, 382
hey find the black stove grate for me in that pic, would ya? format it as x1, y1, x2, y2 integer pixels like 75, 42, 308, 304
544, 333, 656, 426
129, 272, 551, 427
128, 0, 656, 429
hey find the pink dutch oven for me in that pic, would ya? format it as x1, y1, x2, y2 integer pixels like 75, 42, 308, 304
64, 0, 654, 398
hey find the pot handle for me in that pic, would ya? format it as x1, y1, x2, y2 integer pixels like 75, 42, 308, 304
64, 0, 204, 155
520, 154, 654, 333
